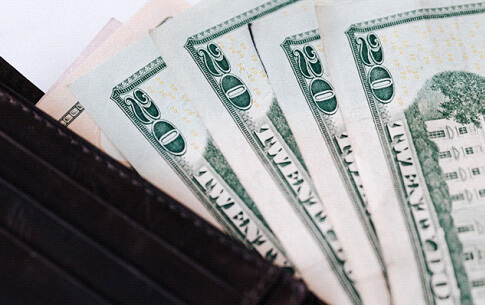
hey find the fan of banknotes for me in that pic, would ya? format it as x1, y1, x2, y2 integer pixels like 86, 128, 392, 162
36, 0, 485, 304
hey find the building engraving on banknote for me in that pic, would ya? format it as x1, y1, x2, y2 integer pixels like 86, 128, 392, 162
345, 3, 485, 304
281, 29, 387, 277
110, 56, 293, 271
183, 1, 361, 303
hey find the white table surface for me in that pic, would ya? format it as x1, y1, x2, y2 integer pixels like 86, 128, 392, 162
0, 0, 200, 92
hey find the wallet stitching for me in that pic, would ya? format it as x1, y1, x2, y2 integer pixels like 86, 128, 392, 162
1, 93, 303, 301
2, 94, 249, 258
0, 174, 177, 303
0, 127, 233, 295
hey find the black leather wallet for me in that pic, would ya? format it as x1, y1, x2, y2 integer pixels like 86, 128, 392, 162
0, 60, 325, 305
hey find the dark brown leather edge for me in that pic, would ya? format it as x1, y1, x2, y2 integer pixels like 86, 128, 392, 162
0, 83, 325, 305
0, 57, 43, 104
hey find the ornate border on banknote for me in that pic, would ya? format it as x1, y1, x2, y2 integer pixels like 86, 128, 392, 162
281, 29, 387, 277
183, 1, 361, 303
59, 102, 85, 126
109, 57, 293, 271
346, 3, 485, 305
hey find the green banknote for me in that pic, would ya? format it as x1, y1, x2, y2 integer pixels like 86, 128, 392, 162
36, 0, 190, 166
69, 36, 294, 272
151, 0, 367, 304
316, 0, 485, 304
250, 3, 392, 304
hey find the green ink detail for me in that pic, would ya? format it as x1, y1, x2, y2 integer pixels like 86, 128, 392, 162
357, 34, 384, 66
59, 102, 84, 126
281, 29, 389, 284
405, 81, 472, 304
346, 4, 485, 304
266, 97, 307, 170
198, 40, 252, 111
345, 3, 485, 33
292, 43, 338, 114
310, 78, 338, 114
220, 74, 252, 110
356, 32, 395, 104
430, 71, 485, 127
294, 46, 323, 78
109, 57, 292, 271
110, 59, 237, 235
126, 89, 160, 123
368, 65, 394, 103
204, 137, 269, 227
348, 29, 435, 305
199, 42, 231, 76
186, 0, 302, 43
183, 1, 360, 301
152, 119, 187, 156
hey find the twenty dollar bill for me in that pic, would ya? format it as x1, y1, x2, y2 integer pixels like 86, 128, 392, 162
37, 0, 190, 165
251, 2, 391, 304
152, 0, 369, 303
316, 0, 485, 304
70, 36, 294, 271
